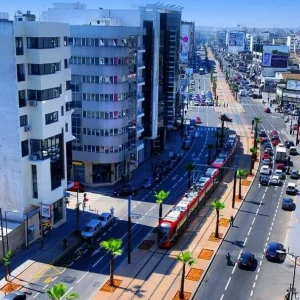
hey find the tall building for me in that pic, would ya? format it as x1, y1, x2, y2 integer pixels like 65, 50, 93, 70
226, 31, 245, 54
180, 21, 195, 64
0, 13, 72, 246
43, 3, 145, 185
43, 3, 182, 180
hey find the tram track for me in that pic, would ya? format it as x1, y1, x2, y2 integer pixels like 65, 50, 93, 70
114, 68, 253, 299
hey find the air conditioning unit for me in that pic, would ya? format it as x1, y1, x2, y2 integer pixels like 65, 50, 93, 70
29, 100, 37, 107
29, 155, 37, 161
24, 125, 31, 132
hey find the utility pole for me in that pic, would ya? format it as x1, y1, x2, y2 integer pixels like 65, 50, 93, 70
232, 170, 237, 208
127, 195, 132, 264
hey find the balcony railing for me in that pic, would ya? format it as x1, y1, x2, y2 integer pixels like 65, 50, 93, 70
138, 77, 145, 84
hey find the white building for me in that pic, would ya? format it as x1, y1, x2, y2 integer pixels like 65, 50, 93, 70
287, 35, 298, 53
180, 21, 195, 64
0, 14, 72, 246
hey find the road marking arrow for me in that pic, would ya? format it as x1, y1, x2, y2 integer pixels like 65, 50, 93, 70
172, 175, 178, 181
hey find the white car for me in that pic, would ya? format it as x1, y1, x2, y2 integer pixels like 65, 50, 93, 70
274, 169, 283, 179
270, 175, 280, 185
260, 165, 272, 175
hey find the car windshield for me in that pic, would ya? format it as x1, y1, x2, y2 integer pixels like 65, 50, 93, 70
83, 226, 93, 233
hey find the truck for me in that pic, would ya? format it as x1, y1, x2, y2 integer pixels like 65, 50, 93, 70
275, 146, 287, 163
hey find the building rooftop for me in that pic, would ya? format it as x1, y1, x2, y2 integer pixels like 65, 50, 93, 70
282, 73, 300, 80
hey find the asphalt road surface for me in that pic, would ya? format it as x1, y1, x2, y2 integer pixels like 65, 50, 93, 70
193, 91, 300, 300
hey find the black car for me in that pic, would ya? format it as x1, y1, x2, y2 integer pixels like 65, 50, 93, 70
238, 252, 255, 269
183, 140, 192, 149
290, 170, 300, 179
2, 292, 26, 300
264, 147, 274, 156
265, 242, 286, 261
285, 140, 295, 149
260, 175, 269, 186
262, 159, 273, 168
282, 198, 295, 211
263, 142, 272, 149
259, 131, 267, 138
220, 114, 233, 122
113, 185, 137, 197
152, 169, 164, 182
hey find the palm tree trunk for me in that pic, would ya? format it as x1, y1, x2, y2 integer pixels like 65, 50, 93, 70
179, 263, 186, 299
239, 177, 242, 199
215, 210, 219, 238
159, 203, 162, 224
110, 253, 114, 286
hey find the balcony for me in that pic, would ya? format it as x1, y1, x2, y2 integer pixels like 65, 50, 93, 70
138, 45, 146, 52
137, 139, 144, 151
137, 125, 144, 134
137, 108, 144, 118
137, 93, 145, 102
138, 62, 145, 69
138, 77, 145, 86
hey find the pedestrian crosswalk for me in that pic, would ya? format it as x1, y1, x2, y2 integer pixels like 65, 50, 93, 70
66, 191, 111, 206
196, 126, 218, 132
264, 129, 288, 135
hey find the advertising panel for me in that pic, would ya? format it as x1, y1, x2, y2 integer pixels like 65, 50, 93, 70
180, 24, 190, 64
287, 80, 300, 91
41, 204, 51, 218
262, 45, 288, 68
228, 32, 244, 46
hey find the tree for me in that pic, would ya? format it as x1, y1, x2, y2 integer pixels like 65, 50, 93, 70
206, 144, 214, 164
237, 169, 248, 199
46, 283, 79, 300
253, 117, 262, 148
176, 251, 196, 300
100, 238, 123, 286
249, 147, 258, 174
184, 163, 195, 189
211, 200, 225, 238
2, 250, 12, 279
214, 131, 221, 151
154, 190, 170, 225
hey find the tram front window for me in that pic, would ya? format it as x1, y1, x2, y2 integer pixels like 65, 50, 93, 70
159, 226, 170, 241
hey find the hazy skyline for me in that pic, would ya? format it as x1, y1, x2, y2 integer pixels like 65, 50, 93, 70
3, 0, 300, 28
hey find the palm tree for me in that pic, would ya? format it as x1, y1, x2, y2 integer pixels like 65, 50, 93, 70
253, 117, 261, 148
154, 190, 170, 225
100, 238, 123, 287
176, 251, 196, 300
237, 169, 248, 199
249, 147, 258, 175
206, 144, 214, 164
211, 200, 225, 238
214, 131, 221, 151
46, 283, 79, 300
184, 163, 195, 188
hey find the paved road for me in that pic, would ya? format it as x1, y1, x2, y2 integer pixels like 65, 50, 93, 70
22, 107, 220, 298
194, 87, 300, 300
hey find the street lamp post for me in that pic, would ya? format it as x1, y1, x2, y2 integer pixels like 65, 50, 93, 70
0, 209, 7, 280
291, 255, 299, 300
4, 210, 19, 252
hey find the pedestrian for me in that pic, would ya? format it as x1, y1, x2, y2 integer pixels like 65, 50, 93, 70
230, 215, 234, 226
224, 103, 225, 107
227, 103, 229, 107
226, 253, 231, 265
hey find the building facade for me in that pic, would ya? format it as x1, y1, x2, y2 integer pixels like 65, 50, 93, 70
0, 16, 72, 246
180, 21, 195, 64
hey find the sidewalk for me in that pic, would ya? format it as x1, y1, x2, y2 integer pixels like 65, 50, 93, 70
91, 53, 260, 300
0, 210, 93, 297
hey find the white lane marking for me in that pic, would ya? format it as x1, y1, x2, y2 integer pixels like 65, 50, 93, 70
256, 208, 259, 215
225, 277, 231, 290
252, 218, 256, 225
220, 294, 224, 300
255, 275, 258, 280
262, 193, 265, 199
77, 271, 89, 283
43, 284, 49, 290
258, 267, 260, 273
232, 263, 237, 274
244, 237, 248, 246
250, 290, 254, 297
172, 183, 178, 189
247, 227, 252, 236
64, 287, 74, 298
149, 204, 156, 211
253, 282, 256, 288
69, 262, 74, 267
33, 293, 40, 299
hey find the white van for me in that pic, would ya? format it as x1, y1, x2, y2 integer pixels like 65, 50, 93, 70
239, 89, 246, 96
81, 219, 102, 241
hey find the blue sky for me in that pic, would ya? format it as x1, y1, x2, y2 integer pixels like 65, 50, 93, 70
3, 0, 300, 28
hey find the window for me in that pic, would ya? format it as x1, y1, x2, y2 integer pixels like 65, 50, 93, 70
45, 111, 58, 125
28, 87, 61, 101
15, 37, 24, 55
61, 106, 64, 116
64, 59, 68, 68
32, 165, 38, 198
17, 64, 25, 82
21, 140, 29, 157
20, 115, 28, 127
28, 62, 60, 75
65, 123, 68, 132
18, 90, 26, 107
27, 37, 60, 49
64, 36, 68, 46
65, 80, 71, 90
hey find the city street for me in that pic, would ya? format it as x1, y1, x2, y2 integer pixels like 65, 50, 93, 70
193, 72, 300, 299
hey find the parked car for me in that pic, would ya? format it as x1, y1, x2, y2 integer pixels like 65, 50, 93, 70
260, 165, 272, 175
265, 242, 286, 261
290, 170, 300, 179
113, 185, 137, 197
264, 107, 271, 113
142, 177, 155, 189
259, 131, 267, 137
270, 130, 278, 136
262, 158, 273, 168
262, 152, 270, 160
264, 147, 274, 156
282, 198, 295, 211
290, 146, 297, 155
153, 168, 164, 182
286, 182, 297, 195
2, 292, 26, 300
259, 175, 269, 186
238, 252, 255, 270
98, 212, 116, 228
285, 140, 295, 149
195, 117, 202, 124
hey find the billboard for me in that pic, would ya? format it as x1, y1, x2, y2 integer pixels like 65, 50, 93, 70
180, 24, 190, 64
286, 80, 300, 91
262, 45, 288, 68
228, 32, 244, 47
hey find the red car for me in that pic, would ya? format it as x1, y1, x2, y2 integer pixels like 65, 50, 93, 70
264, 107, 271, 113
262, 152, 270, 160
195, 117, 202, 124
260, 137, 268, 144
68, 181, 85, 192
271, 130, 278, 136
276, 162, 285, 170
272, 139, 281, 146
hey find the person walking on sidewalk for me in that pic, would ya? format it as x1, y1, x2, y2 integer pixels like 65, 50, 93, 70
226, 253, 231, 265
230, 215, 234, 227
